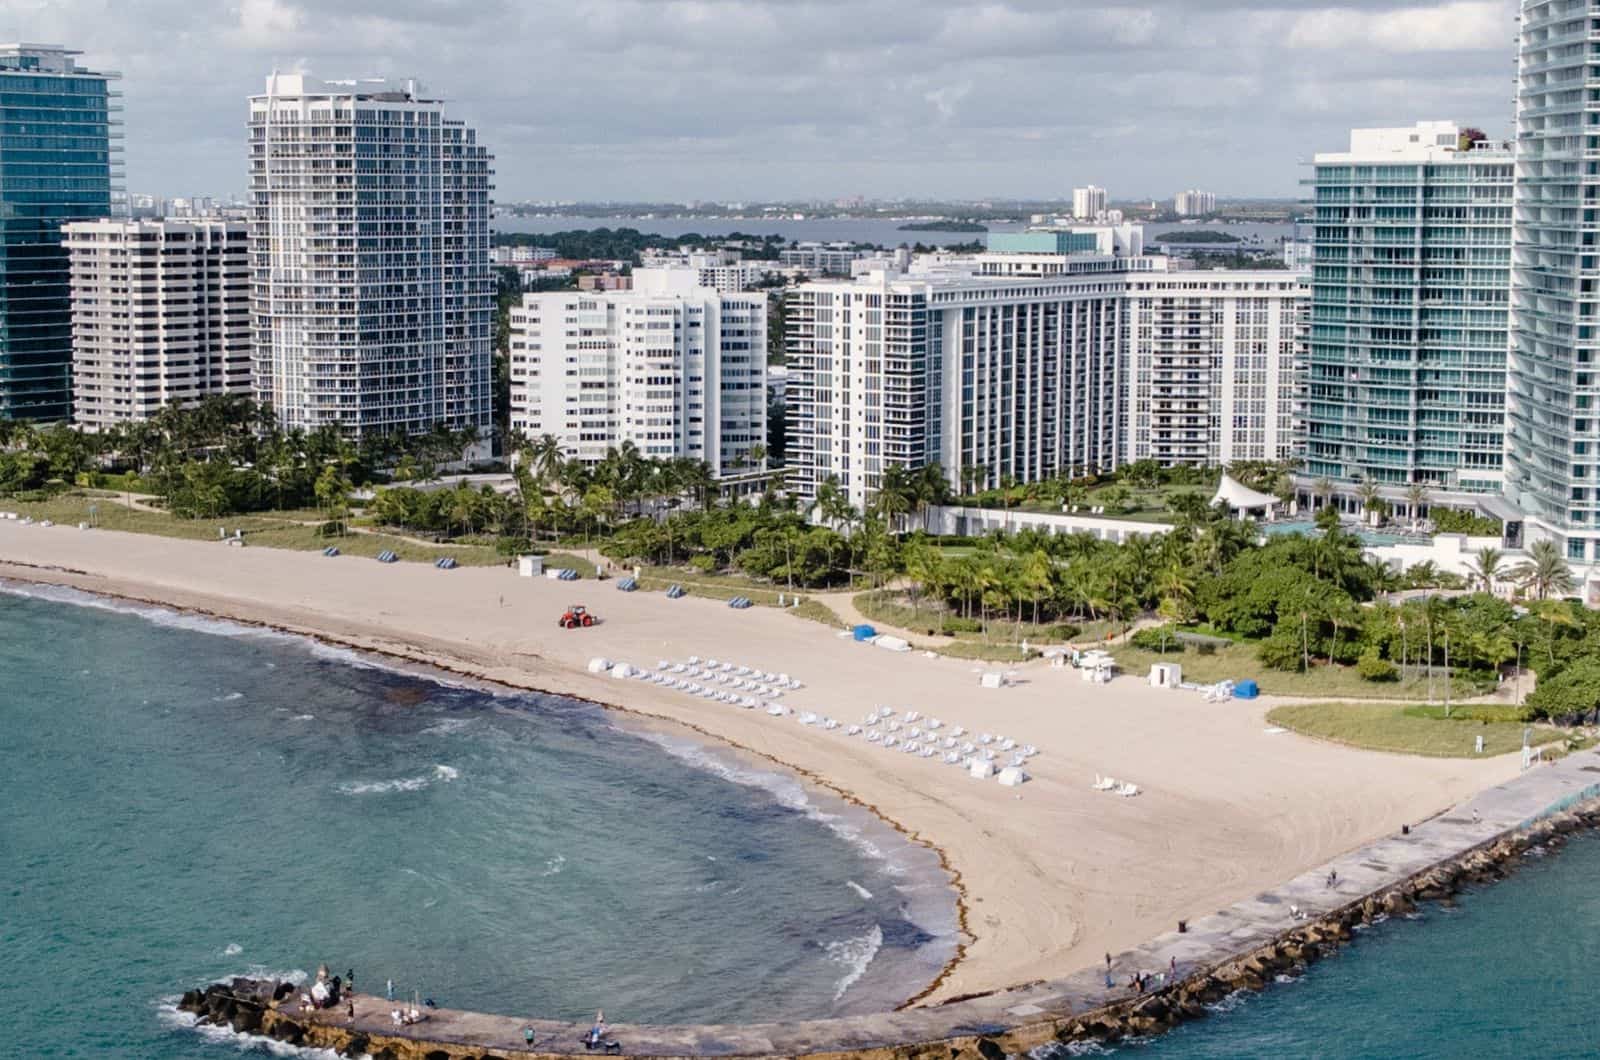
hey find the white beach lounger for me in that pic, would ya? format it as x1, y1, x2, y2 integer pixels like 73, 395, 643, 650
952, 726, 966, 738
1000, 738, 1017, 752
907, 727, 922, 740
943, 752, 962, 765
867, 731, 882, 743
979, 733, 994, 745
962, 742, 977, 755
906, 711, 921, 723
824, 719, 839, 731
883, 737, 899, 749
926, 719, 942, 731
1119, 783, 1140, 797
846, 725, 862, 736
942, 737, 957, 750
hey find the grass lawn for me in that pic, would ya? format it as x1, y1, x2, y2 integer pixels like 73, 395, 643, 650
2, 493, 508, 568
1115, 641, 1492, 701
1267, 701, 1565, 758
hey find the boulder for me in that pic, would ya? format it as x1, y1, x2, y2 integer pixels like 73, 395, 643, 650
179, 989, 205, 1014
340, 1035, 371, 1058
230, 1005, 263, 1035
976, 1039, 1006, 1060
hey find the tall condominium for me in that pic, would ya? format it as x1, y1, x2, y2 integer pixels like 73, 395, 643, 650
1123, 270, 1305, 467
1173, 190, 1217, 217
0, 44, 120, 421
1072, 185, 1107, 220
1304, 122, 1512, 508
248, 74, 492, 439
63, 220, 250, 431
1510, 3, 1600, 571
508, 268, 766, 476
786, 239, 1303, 511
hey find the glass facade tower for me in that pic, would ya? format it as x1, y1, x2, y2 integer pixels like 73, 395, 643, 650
0, 44, 120, 421
1305, 122, 1512, 508
1509, 1, 1600, 567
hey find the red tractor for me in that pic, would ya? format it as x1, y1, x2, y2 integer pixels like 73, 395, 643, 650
559, 604, 596, 629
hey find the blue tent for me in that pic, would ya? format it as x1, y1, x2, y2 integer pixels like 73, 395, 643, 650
852, 624, 877, 642
1235, 679, 1260, 700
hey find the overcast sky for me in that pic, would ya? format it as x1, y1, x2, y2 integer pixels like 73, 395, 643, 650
9, 0, 1518, 202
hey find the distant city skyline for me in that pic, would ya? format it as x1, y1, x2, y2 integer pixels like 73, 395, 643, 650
11, 0, 1517, 202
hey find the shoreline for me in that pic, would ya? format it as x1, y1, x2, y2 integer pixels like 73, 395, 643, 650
0, 567, 965, 1013
0, 522, 1525, 1010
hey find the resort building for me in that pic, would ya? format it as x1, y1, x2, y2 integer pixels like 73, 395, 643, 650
0, 44, 121, 421
779, 244, 865, 276
1508, 3, 1600, 577
1122, 270, 1305, 467
507, 267, 766, 476
248, 73, 493, 441
1302, 122, 1513, 512
1173, 190, 1217, 217
63, 219, 250, 430
1072, 185, 1107, 221
785, 237, 1305, 511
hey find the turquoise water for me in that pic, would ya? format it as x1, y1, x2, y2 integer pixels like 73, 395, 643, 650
1068, 835, 1600, 1059
0, 583, 955, 1058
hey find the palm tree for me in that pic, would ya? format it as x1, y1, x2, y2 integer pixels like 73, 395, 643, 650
1471, 547, 1503, 595
1312, 477, 1334, 512
527, 433, 565, 491
1355, 481, 1381, 526
1404, 482, 1430, 528
1513, 539, 1576, 600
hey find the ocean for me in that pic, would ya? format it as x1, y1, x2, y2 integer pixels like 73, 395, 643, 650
492, 215, 1296, 250
0, 583, 956, 1058
1063, 834, 1600, 1059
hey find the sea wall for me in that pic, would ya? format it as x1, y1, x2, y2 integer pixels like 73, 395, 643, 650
176, 773, 1600, 1059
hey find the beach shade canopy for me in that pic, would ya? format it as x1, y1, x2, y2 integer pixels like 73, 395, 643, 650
1210, 474, 1279, 513
852, 624, 878, 642
1235, 679, 1260, 699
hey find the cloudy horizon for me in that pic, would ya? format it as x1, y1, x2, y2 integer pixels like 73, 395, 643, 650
9, 0, 1519, 202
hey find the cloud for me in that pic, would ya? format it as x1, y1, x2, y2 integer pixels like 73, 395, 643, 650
17, 0, 1518, 200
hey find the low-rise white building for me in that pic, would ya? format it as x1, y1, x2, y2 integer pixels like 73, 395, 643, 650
64, 218, 251, 430
509, 268, 766, 476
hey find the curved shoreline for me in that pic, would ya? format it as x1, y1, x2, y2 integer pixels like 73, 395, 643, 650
0, 523, 1527, 1014
0, 564, 968, 1013
175, 780, 1600, 1057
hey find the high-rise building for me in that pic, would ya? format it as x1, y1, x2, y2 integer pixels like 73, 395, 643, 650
1173, 190, 1217, 217
248, 74, 492, 440
785, 240, 1304, 511
0, 44, 120, 421
1123, 270, 1305, 467
63, 219, 250, 431
1072, 185, 1107, 220
1303, 122, 1513, 510
1509, 4, 1600, 571
508, 268, 766, 476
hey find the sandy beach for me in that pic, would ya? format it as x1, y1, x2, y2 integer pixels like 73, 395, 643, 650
0, 520, 1522, 1006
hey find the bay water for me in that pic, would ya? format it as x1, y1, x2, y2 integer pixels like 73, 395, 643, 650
0, 583, 956, 1058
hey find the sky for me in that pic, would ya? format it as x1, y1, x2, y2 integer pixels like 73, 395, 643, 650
5, 0, 1519, 203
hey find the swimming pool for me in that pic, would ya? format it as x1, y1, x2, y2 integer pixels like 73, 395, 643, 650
1264, 521, 1420, 547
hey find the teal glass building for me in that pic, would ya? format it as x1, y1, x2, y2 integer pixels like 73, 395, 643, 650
0, 44, 119, 421
1305, 122, 1513, 510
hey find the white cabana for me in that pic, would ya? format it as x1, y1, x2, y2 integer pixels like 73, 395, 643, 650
1211, 473, 1280, 515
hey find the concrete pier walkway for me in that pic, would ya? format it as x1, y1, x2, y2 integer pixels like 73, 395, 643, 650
260, 747, 1600, 1057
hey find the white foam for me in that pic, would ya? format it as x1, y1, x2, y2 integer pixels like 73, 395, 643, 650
541, 853, 566, 877
823, 923, 883, 1002
433, 764, 459, 782
156, 997, 363, 1059
1, 581, 286, 641
214, 692, 245, 702
222, 942, 243, 957
338, 776, 430, 796
846, 880, 874, 901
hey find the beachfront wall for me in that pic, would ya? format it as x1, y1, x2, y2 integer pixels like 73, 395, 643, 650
1363, 533, 1508, 581
928, 505, 1172, 544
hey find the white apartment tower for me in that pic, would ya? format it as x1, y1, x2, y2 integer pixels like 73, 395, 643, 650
248, 74, 493, 439
1174, 190, 1218, 217
787, 244, 1305, 511
1072, 185, 1107, 220
1123, 270, 1305, 466
64, 219, 250, 431
508, 269, 766, 476
1509, 3, 1600, 576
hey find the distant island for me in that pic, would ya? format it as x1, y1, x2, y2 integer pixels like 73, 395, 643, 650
1154, 230, 1241, 244
898, 220, 988, 232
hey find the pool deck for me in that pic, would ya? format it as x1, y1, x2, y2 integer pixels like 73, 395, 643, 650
253, 747, 1600, 1057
